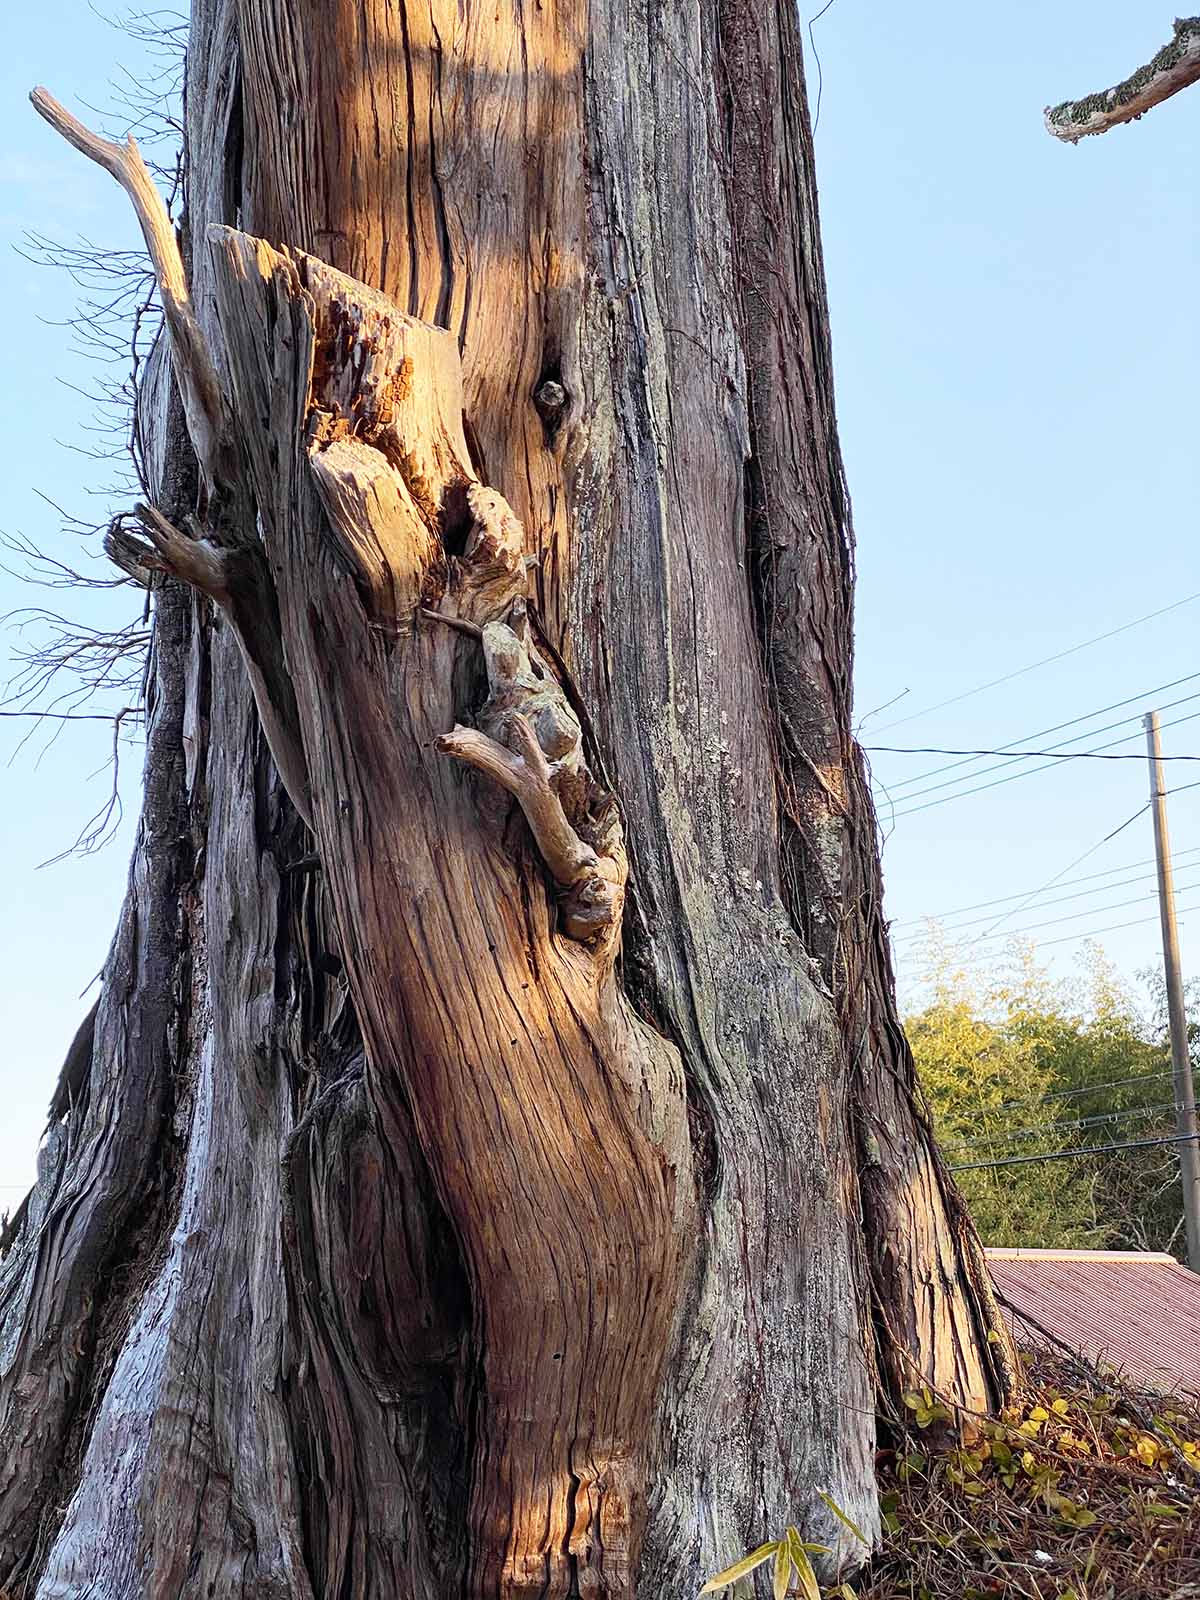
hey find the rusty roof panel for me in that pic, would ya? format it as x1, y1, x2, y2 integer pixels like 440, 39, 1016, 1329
985, 1248, 1200, 1397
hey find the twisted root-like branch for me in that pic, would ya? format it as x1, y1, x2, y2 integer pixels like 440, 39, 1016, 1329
437, 713, 623, 942
433, 604, 625, 945
1045, 16, 1200, 141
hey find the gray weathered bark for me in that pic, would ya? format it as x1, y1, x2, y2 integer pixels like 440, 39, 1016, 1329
0, 2, 1013, 1596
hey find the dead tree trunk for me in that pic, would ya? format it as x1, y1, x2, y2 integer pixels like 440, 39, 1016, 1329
1, 2, 1013, 1596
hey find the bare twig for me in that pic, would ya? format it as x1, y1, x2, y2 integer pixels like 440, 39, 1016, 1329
1046, 16, 1200, 142
39, 706, 140, 862
0, 710, 130, 722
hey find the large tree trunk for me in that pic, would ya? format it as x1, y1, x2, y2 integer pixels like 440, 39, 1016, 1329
1, 2, 1013, 1596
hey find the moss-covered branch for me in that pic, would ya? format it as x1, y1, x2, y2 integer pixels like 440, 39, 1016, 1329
1045, 17, 1200, 142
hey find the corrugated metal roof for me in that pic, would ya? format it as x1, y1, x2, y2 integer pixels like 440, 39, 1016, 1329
986, 1247, 1200, 1397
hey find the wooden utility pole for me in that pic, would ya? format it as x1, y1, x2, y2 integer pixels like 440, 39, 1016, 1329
1145, 710, 1200, 1271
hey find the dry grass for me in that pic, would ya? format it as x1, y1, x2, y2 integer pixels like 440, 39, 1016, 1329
855, 1349, 1200, 1600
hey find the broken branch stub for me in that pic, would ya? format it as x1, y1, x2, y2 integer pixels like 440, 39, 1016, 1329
103, 502, 313, 825
131, 503, 231, 603
1045, 16, 1200, 141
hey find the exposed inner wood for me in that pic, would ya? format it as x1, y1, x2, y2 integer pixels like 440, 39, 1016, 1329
207, 227, 694, 1597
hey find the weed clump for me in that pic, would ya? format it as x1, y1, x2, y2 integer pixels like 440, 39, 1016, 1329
859, 1349, 1200, 1599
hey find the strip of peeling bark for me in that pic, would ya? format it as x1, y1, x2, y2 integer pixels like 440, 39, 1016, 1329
839, 755, 1018, 1412
1045, 16, 1200, 141
0, 535, 194, 1588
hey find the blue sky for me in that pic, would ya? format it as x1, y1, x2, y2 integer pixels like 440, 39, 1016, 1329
813, 2, 1199, 1011
1, 3, 1197, 1196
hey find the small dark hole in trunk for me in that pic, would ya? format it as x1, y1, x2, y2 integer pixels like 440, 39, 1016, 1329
441, 482, 474, 556
533, 355, 569, 446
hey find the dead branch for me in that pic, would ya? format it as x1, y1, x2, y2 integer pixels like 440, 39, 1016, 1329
1045, 16, 1200, 142
30, 88, 227, 490
420, 607, 483, 640
4, 610, 148, 709
130, 501, 230, 601
436, 715, 599, 880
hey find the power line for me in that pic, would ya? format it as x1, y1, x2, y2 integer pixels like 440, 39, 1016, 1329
896, 871, 1200, 945
900, 893, 1200, 959
981, 1068, 1175, 1117
974, 800, 1153, 942
894, 866, 1160, 939
872, 743, 1200, 764
942, 1101, 1178, 1153
891, 778, 1200, 974
872, 591, 1200, 735
892, 707, 1200, 819
877, 671, 1200, 795
949, 1130, 1200, 1172
876, 688, 1200, 808
1035, 895, 1200, 950
891, 847, 1200, 927
903, 797, 1200, 950
893, 709, 1200, 815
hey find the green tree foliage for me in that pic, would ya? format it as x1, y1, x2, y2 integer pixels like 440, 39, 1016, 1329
904, 935, 1187, 1255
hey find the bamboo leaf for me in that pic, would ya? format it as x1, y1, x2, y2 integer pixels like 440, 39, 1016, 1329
790, 1546, 822, 1600
699, 1542, 780, 1594
781, 1534, 822, 1600
772, 1540, 791, 1600
817, 1491, 869, 1547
